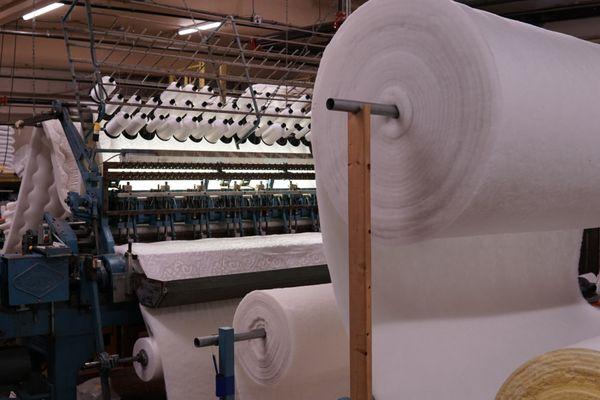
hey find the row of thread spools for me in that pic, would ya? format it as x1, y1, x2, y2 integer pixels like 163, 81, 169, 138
91, 77, 313, 146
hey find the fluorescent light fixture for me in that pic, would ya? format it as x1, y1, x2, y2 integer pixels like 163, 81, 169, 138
177, 27, 198, 35
23, 2, 64, 20
177, 21, 222, 35
196, 21, 221, 31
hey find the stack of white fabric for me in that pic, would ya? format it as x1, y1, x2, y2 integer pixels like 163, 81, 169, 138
312, 0, 600, 398
1, 120, 82, 254
0, 125, 15, 173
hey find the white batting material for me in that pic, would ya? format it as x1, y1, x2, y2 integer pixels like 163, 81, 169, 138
312, 0, 600, 399
1, 120, 82, 254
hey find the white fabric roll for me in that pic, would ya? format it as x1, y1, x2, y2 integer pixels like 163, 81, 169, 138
311, 0, 600, 399
133, 337, 163, 382
313, 0, 600, 245
233, 284, 349, 400
139, 301, 239, 400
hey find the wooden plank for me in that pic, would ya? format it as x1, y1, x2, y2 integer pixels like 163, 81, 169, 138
347, 105, 372, 400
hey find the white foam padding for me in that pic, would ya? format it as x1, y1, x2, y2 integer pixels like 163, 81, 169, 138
312, 0, 600, 398
1, 120, 82, 253
233, 284, 349, 399
115, 232, 325, 281
139, 300, 239, 399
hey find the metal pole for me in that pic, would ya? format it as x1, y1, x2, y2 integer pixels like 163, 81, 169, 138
193, 328, 266, 348
326, 98, 400, 119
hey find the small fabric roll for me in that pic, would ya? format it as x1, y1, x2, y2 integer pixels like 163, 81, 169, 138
133, 337, 163, 383
496, 348, 600, 399
233, 284, 349, 400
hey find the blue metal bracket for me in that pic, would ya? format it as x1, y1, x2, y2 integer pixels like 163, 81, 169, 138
216, 327, 235, 399
194, 327, 266, 400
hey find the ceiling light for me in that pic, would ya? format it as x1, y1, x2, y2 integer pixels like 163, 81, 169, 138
196, 21, 221, 31
177, 21, 221, 35
178, 27, 198, 35
23, 2, 64, 20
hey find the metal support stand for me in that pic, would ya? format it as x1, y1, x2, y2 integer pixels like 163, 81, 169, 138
326, 98, 399, 400
194, 327, 266, 400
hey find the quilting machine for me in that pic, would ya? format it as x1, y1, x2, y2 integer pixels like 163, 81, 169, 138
103, 161, 319, 244
0, 101, 328, 400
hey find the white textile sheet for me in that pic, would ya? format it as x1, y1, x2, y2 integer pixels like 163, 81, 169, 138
115, 232, 325, 281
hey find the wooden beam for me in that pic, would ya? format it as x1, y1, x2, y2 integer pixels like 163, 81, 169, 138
347, 105, 372, 400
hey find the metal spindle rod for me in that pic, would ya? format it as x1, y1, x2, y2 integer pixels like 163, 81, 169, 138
194, 328, 266, 348
326, 98, 400, 119
14, 111, 58, 128
82, 350, 147, 370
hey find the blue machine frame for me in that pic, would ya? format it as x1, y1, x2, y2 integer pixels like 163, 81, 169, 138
0, 101, 142, 400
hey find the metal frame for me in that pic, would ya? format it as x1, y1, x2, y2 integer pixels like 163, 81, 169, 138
59, 1, 326, 126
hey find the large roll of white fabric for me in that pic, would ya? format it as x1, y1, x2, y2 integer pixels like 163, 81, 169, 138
233, 284, 349, 400
314, 0, 600, 245
312, 0, 600, 399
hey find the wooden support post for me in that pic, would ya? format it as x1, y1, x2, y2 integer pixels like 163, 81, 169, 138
347, 105, 372, 400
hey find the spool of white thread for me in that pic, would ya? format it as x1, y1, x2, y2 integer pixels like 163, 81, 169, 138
90, 75, 117, 103
120, 95, 142, 115
104, 93, 124, 117
160, 81, 182, 104
172, 116, 191, 142
103, 112, 128, 138
122, 113, 147, 140
156, 115, 179, 141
